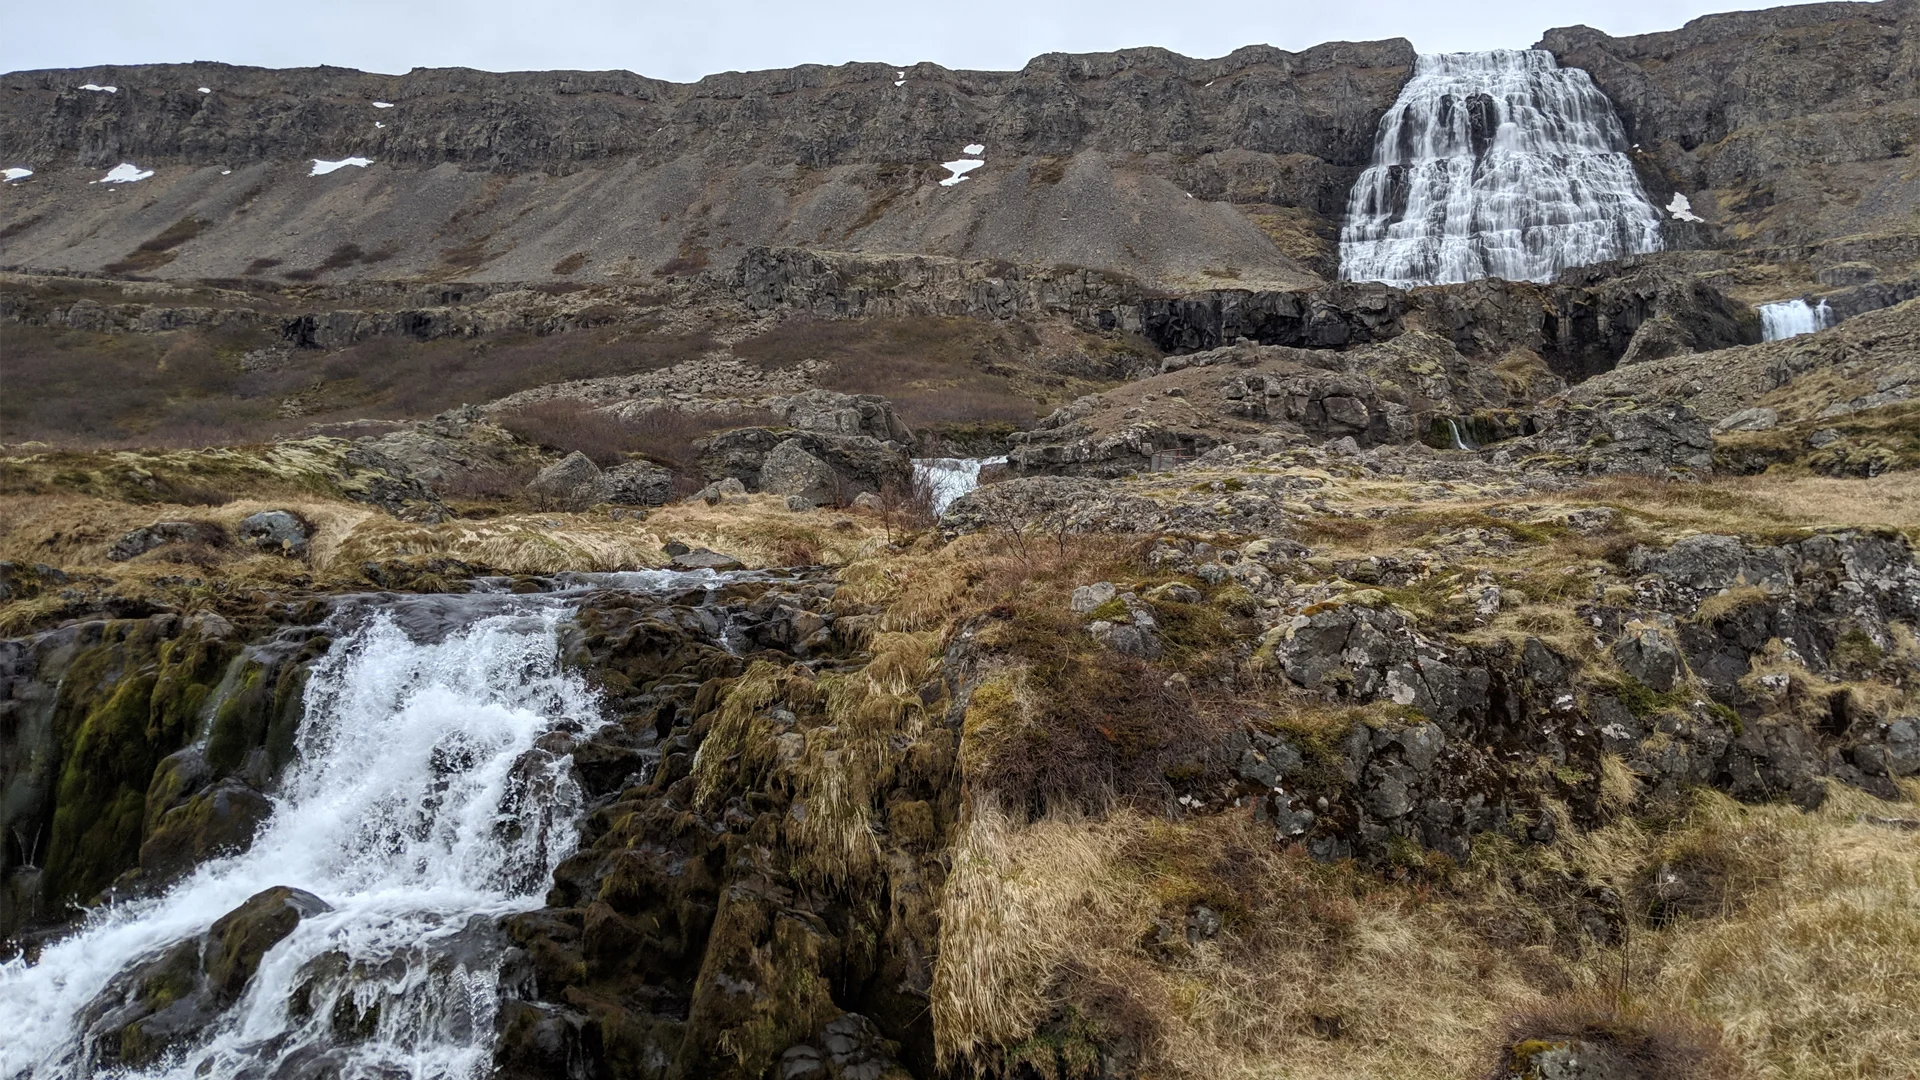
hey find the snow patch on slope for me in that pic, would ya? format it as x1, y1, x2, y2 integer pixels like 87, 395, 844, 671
97, 163, 153, 184
311, 157, 374, 176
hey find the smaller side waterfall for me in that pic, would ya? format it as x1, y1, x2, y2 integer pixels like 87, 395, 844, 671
1446, 419, 1476, 451
914, 457, 1007, 514
1759, 298, 1836, 341
0, 597, 607, 1079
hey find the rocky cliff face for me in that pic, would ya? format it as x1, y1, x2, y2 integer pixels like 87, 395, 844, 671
1542, 0, 1920, 251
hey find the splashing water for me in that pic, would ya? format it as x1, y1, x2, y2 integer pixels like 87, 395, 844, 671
914, 456, 1006, 514
0, 601, 605, 1079
1339, 49, 1664, 287
1758, 298, 1836, 341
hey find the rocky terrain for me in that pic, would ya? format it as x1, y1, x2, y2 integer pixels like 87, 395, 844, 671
4, 3, 1920, 1080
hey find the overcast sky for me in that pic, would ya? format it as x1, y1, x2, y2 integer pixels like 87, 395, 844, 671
1, 0, 1842, 81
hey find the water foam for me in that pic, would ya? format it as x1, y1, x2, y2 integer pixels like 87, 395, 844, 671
1339, 49, 1663, 287
914, 456, 1006, 514
1758, 298, 1835, 341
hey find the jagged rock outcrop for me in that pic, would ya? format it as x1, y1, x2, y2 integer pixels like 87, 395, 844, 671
1571, 296, 1920, 424
695, 390, 917, 503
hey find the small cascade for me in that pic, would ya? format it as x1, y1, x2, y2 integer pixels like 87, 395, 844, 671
0, 587, 632, 1078
1339, 49, 1664, 287
914, 456, 1008, 514
1446, 418, 1476, 451
1758, 298, 1836, 341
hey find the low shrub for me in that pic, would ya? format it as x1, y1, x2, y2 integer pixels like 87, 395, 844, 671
499, 400, 780, 471
1487, 997, 1739, 1080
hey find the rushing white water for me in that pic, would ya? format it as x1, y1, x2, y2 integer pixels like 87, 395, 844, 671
1759, 298, 1836, 341
1339, 49, 1664, 287
914, 456, 1006, 514
0, 600, 606, 1079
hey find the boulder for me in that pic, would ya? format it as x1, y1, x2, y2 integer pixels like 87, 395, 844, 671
1071, 582, 1118, 614
107, 521, 227, 561
205, 886, 332, 1001
770, 389, 914, 442
77, 885, 331, 1069
596, 460, 674, 506
1612, 625, 1683, 693
694, 476, 748, 504
671, 549, 745, 572
759, 439, 840, 505
237, 510, 310, 557
527, 451, 602, 508
695, 428, 911, 500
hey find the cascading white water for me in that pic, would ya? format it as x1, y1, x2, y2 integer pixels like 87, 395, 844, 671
1339, 49, 1664, 287
0, 599, 606, 1079
1758, 298, 1835, 341
913, 456, 1007, 514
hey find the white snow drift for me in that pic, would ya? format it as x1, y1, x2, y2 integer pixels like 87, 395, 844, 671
97, 163, 153, 184
311, 157, 374, 176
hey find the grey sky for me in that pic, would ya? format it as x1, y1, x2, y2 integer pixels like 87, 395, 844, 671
2, 0, 1840, 81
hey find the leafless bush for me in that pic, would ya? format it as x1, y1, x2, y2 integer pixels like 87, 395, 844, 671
439, 463, 537, 502
876, 469, 938, 542
498, 400, 639, 467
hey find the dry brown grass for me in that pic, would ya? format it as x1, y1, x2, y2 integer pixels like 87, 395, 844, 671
330, 495, 888, 575
931, 779, 1920, 1080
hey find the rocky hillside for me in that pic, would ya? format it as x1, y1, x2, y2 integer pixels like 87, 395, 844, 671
0, 41, 1413, 289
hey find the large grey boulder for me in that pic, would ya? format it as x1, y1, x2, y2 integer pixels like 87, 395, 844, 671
694, 476, 748, 504
237, 511, 310, 557
596, 460, 674, 506
758, 440, 839, 505
696, 428, 911, 501
771, 390, 914, 442
527, 451, 602, 508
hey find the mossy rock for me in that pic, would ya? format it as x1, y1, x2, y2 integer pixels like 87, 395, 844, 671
41, 617, 238, 908
205, 886, 332, 1001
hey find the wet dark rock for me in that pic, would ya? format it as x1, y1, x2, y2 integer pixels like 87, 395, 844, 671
669, 549, 745, 572
76, 886, 330, 1069
107, 520, 228, 562
137, 769, 273, 886
205, 886, 332, 1000
238, 510, 311, 557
